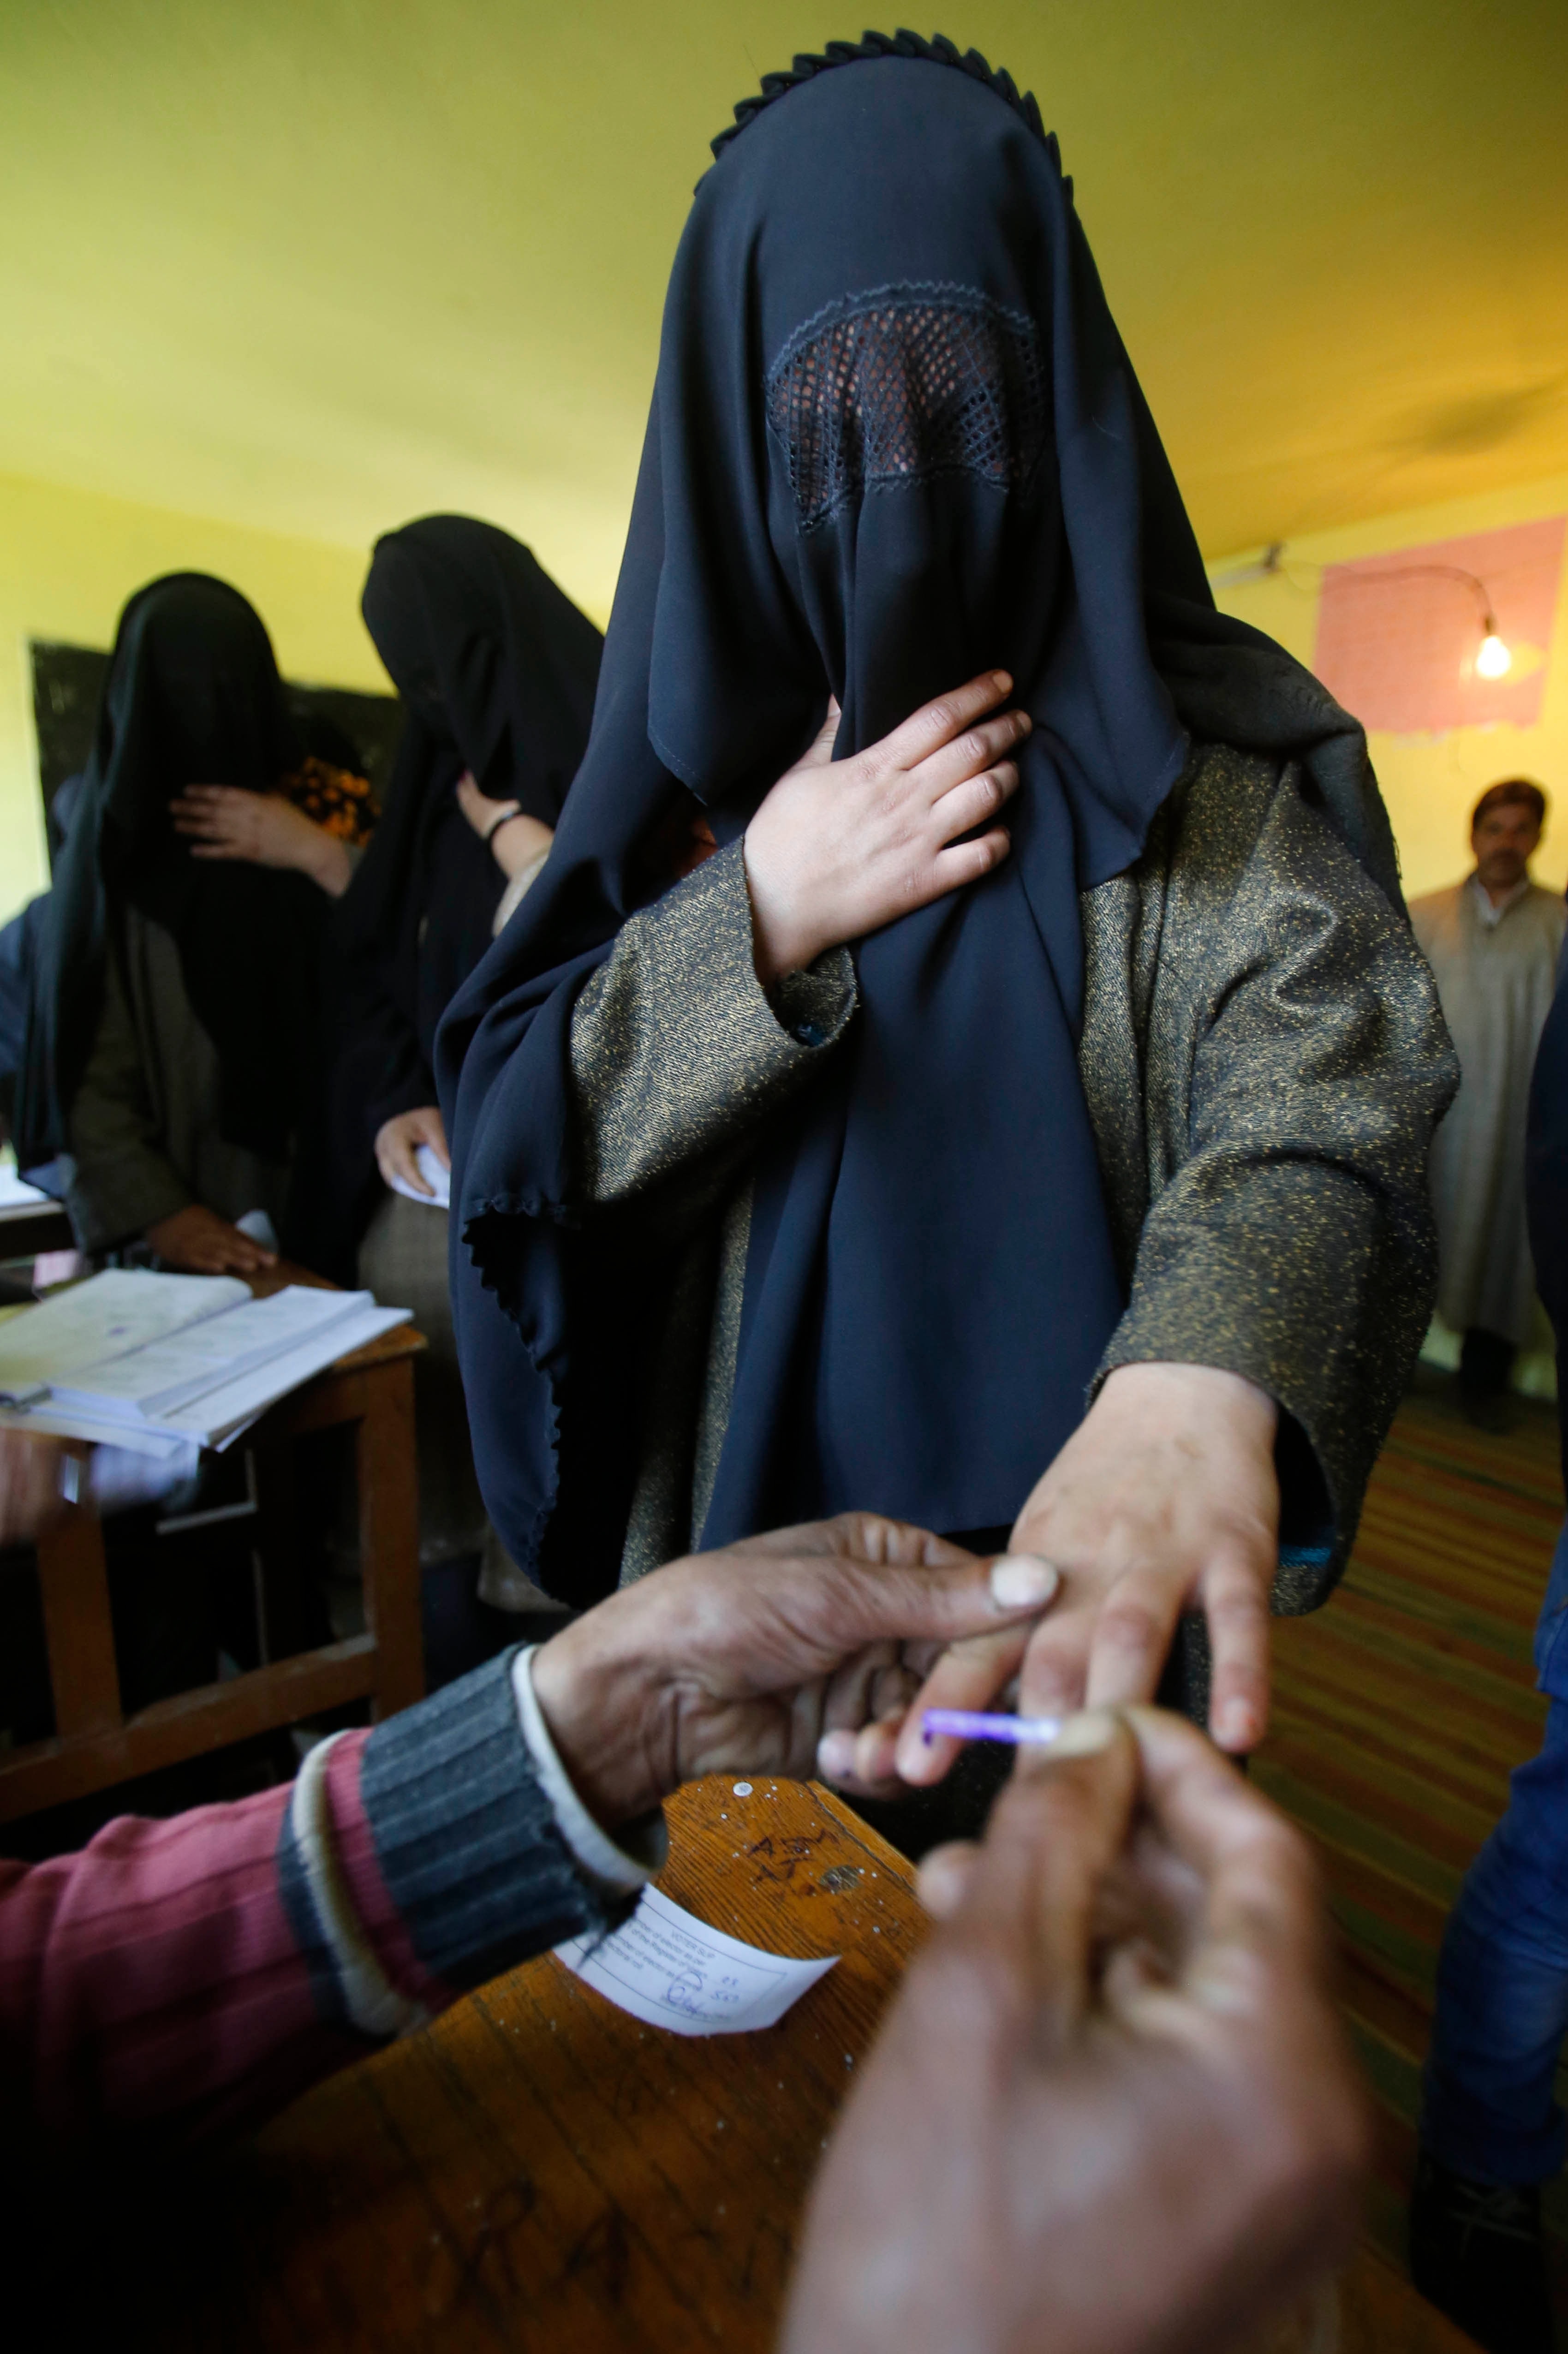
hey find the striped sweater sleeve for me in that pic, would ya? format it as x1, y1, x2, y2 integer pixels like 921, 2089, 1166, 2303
0, 1651, 655, 2146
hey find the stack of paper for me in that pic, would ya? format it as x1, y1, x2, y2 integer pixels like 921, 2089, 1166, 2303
0, 1167, 55, 1212
0, 1269, 411, 1456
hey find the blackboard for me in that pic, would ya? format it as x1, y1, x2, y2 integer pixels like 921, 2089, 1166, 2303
29, 641, 405, 869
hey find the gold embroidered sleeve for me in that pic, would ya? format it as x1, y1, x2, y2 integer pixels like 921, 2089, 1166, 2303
1095, 752, 1458, 1600
567, 840, 856, 1214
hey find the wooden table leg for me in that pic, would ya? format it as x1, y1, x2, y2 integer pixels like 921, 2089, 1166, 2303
356, 1354, 423, 1718
35, 1505, 122, 1737
249, 1437, 304, 1664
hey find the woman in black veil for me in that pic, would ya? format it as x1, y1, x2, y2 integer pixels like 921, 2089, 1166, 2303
19, 574, 372, 1275
440, 36, 1455, 1823
321, 516, 601, 1615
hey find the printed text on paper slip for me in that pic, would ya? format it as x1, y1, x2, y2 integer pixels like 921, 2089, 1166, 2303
556, 1885, 837, 2035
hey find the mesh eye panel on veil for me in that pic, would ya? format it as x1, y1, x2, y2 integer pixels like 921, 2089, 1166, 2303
765, 285, 1050, 527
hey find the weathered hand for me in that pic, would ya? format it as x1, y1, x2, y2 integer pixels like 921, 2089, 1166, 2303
374, 1106, 450, 1196
143, 1204, 276, 1276
894, 1363, 1278, 1782
528, 1515, 1060, 1829
454, 770, 554, 880
742, 672, 1028, 986
783, 1707, 1368, 2354
169, 785, 352, 897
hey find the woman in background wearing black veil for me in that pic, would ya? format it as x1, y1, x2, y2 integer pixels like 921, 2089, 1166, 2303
19, 574, 373, 1275
322, 516, 601, 1612
441, 36, 1456, 1831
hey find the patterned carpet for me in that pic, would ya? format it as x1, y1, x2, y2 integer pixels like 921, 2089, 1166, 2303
1256, 1366, 1566, 2285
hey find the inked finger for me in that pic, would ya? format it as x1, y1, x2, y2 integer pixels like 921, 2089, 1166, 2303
894, 1622, 1033, 1785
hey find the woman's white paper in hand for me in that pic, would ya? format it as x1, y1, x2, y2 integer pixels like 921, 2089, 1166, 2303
386, 1143, 451, 1209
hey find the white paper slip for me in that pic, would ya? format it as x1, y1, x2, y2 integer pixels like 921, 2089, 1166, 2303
555, 1885, 837, 2037
387, 1145, 451, 1210
0, 1270, 250, 1404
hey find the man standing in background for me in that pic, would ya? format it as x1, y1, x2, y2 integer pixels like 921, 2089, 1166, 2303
1411, 780, 1564, 1428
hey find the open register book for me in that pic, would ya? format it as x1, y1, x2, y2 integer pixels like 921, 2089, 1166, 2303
0, 1270, 411, 1459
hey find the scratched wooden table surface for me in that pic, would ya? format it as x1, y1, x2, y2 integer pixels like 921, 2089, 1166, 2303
150, 1774, 1477, 2354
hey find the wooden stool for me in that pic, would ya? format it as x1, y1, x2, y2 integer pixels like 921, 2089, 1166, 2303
0, 1320, 425, 1823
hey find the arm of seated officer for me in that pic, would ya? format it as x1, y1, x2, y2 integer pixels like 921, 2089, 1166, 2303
784, 1706, 1369, 2354
1, 1518, 1055, 2142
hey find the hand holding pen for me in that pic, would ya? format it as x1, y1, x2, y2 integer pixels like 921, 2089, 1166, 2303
785, 1707, 1368, 2354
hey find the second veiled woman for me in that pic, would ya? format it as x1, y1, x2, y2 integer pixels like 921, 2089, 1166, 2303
19, 574, 374, 1275
321, 516, 602, 1608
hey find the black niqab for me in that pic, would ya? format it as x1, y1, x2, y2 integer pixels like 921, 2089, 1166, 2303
17, 574, 321, 1171
440, 38, 1402, 1599
313, 518, 601, 1271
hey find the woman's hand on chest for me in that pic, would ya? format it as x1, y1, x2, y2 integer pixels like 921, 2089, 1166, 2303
742, 670, 1029, 988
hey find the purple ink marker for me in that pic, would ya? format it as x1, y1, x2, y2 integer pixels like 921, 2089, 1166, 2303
922, 1709, 1064, 1747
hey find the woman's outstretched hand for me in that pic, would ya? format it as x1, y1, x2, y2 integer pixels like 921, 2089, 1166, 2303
169, 786, 353, 899
742, 672, 1029, 987
881, 1364, 1279, 1785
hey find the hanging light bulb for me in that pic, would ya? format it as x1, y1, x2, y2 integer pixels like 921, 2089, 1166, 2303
1476, 613, 1513, 679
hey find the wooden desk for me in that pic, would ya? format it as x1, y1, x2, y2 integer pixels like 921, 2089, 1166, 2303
0, 1314, 425, 1823
0, 1193, 74, 1261
155, 1776, 1479, 2354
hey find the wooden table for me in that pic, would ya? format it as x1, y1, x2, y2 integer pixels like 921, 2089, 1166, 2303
146, 1775, 1479, 2354
0, 1192, 74, 1263
0, 1310, 425, 1823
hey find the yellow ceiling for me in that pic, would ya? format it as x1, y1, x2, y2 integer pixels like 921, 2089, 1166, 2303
2, 1, 1566, 619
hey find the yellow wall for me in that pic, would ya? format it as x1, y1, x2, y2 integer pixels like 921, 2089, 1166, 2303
1211, 471, 1568, 903
0, 469, 390, 924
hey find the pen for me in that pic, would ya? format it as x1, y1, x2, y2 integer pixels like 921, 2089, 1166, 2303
922, 1708, 1064, 1746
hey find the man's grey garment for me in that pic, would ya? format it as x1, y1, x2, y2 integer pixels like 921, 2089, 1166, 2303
566, 742, 1458, 1614
1410, 876, 1566, 1348
61, 906, 290, 1253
